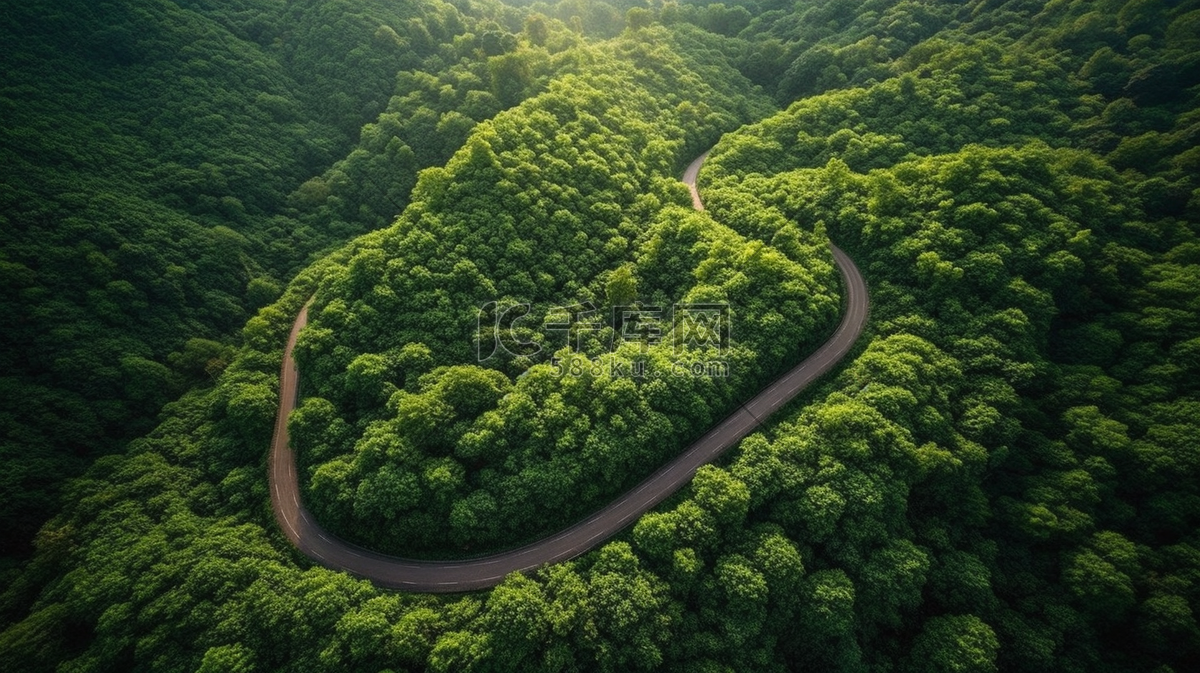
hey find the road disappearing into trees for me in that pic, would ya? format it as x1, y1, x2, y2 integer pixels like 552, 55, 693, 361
269, 151, 869, 592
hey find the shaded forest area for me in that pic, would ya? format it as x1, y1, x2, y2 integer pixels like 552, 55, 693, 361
1, 0, 577, 558
3, 1, 1200, 672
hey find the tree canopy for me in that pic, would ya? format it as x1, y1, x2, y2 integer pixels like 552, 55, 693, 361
3, 1, 1200, 672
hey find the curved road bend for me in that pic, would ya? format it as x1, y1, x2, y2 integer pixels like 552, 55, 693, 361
682, 150, 710, 210
269, 151, 869, 592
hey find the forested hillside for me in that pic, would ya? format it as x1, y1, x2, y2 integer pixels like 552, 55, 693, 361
288, 27, 813, 558
0, 0, 571, 558
3, 0, 1200, 672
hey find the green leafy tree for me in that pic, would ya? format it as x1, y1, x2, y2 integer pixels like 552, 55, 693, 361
904, 615, 1000, 673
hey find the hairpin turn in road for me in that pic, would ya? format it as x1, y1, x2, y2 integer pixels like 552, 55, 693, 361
268, 150, 869, 592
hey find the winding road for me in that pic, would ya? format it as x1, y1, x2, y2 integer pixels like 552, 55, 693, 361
269, 151, 869, 592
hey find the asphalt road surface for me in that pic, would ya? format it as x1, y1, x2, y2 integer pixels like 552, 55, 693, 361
269, 150, 869, 592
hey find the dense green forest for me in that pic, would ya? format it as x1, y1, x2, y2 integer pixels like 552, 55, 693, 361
0, 0, 574, 558
3, 0, 1200, 671
288, 25, 833, 558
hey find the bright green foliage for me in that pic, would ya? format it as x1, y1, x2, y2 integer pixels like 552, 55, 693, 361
4, 1, 1200, 672
291, 29, 813, 556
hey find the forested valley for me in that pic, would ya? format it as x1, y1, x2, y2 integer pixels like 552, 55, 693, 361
2, 1, 1200, 672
